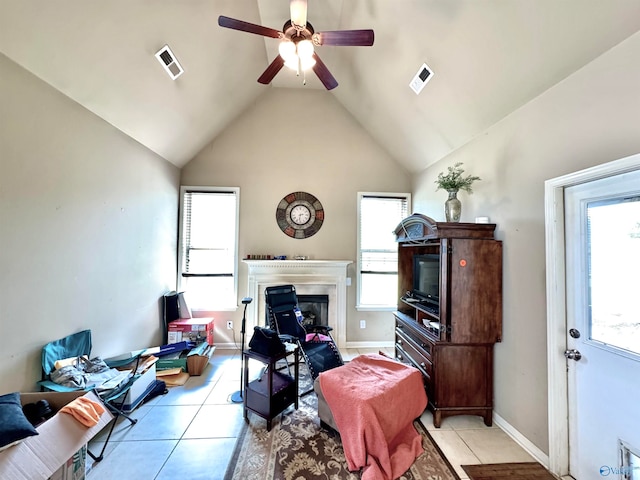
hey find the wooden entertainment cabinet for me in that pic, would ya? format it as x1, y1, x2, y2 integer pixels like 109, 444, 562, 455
393, 214, 502, 427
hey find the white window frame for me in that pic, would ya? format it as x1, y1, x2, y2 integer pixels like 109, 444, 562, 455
356, 192, 411, 311
177, 186, 240, 311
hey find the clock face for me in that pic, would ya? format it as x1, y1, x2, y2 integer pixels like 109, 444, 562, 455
290, 205, 311, 225
276, 192, 324, 239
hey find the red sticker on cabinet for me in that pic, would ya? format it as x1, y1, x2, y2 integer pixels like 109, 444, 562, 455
459, 259, 467, 267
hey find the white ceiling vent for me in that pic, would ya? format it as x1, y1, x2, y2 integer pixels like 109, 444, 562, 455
409, 62, 434, 95
155, 45, 184, 80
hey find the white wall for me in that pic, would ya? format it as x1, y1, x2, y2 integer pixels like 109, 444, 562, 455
181, 88, 411, 346
412, 32, 640, 454
0, 53, 180, 393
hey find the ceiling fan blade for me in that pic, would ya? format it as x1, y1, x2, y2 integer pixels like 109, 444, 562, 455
290, 0, 308, 28
218, 16, 282, 39
257, 56, 286, 85
313, 29, 375, 47
311, 53, 338, 90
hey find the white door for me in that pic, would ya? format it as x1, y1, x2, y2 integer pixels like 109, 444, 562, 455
564, 169, 640, 480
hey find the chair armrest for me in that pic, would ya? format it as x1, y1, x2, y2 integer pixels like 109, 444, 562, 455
104, 352, 142, 369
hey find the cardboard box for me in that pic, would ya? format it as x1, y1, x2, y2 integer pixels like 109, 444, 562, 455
156, 354, 188, 372
187, 344, 216, 376
118, 363, 157, 412
47, 445, 85, 480
167, 317, 214, 346
0, 391, 113, 480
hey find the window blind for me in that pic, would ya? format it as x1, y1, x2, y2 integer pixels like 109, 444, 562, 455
359, 195, 409, 274
181, 190, 237, 277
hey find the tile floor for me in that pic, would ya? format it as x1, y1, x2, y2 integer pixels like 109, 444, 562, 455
86, 348, 534, 480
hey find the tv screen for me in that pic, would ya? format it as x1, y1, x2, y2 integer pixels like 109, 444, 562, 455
413, 254, 440, 305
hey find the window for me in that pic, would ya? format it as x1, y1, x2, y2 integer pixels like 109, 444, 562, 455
178, 186, 239, 311
357, 193, 410, 309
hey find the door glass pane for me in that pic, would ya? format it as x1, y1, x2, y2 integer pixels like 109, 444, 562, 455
587, 196, 640, 355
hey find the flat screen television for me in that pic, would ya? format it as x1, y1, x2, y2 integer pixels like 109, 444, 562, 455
412, 254, 440, 306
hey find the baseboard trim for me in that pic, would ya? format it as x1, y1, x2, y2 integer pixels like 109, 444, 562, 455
344, 341, 395, 349
493, 412, 550, 468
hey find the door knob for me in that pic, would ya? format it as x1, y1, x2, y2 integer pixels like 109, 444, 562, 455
564, 349, 582, 361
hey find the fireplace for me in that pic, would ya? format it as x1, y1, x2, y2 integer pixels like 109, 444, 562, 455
297, 294, 329, 327
243, 260, 351, 348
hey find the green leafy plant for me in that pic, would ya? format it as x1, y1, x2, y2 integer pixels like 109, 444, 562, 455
435, 162, 481, 193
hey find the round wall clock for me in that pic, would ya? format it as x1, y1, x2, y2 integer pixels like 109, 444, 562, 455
276, 191, 324, 239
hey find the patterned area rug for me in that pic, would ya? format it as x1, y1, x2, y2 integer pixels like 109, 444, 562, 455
224, 363, 459, 480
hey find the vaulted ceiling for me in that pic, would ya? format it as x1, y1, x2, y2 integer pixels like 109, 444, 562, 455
1, 1, 639, 172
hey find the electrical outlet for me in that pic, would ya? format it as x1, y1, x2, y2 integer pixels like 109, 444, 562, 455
226, 320, 233, 330
360, 320, 366, 329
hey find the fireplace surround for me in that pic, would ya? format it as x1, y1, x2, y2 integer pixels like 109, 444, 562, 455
243, 260, 351, 348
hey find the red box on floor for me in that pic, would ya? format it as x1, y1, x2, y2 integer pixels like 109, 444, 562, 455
168, 317, 214, 346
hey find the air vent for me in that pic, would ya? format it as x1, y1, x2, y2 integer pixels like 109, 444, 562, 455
155, 45, 184, 80
409, 62, 434, 95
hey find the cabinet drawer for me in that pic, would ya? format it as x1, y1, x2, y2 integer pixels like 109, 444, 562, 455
396, 322, 434, 359
395, 344, 433, 400
396, 329, 433, 377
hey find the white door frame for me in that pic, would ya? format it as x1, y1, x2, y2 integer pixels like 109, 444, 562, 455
544, 152, 640, 477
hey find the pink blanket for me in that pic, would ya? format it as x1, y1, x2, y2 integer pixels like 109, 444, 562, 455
318, 354, 427, 480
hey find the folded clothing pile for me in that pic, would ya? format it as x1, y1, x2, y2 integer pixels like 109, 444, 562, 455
50, 355, 129, 390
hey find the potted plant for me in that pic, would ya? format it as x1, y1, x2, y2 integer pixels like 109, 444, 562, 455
435, 162, 481, 222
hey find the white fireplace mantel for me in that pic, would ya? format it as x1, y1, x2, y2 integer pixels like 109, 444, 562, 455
243, 260, 352, 349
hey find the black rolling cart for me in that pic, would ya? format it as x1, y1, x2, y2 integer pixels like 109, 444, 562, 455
243, 344, 299, 431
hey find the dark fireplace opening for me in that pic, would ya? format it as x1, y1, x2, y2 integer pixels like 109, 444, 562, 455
297, 294, 329, 327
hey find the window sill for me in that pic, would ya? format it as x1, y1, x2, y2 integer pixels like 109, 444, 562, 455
356, 305, 395, 312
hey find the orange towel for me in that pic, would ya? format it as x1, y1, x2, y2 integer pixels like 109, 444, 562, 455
60, 396, 105, 427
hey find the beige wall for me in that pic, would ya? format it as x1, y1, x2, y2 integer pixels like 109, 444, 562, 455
412, 32, 640, 454
181, 88, 411, 346
0, 53, 180, 393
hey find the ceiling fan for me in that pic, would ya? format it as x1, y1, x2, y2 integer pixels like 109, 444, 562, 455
218, 0, 374, 90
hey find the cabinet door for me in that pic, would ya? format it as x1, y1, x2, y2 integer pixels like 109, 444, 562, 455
433, 345, 492, 408
446, 239, 502, 344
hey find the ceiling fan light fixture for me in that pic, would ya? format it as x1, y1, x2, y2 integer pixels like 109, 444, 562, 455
217, 0, 372, 89
297, 39, 314, 59
278, 40, 296, 60
290, 0, 307, 29
279, 38, 315, 72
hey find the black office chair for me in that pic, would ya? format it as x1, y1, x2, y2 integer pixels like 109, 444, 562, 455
265, 285, 343, 392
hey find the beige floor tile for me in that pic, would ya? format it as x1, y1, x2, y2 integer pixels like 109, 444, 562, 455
421, 410, 454, 431
456, 428, 535, 464
428, 430, 479, 479
441, 414, 498, 430
87, 439, 178, 480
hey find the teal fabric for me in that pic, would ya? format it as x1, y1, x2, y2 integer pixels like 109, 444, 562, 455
41, 330, 92, 376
